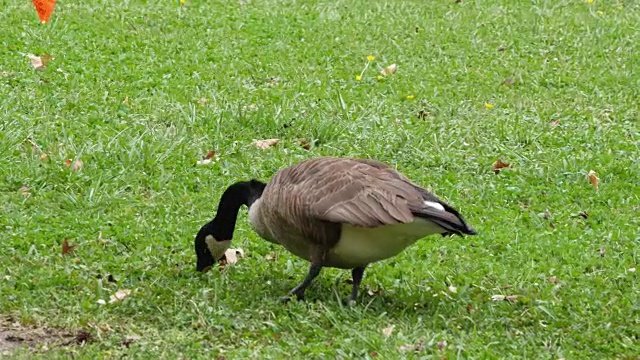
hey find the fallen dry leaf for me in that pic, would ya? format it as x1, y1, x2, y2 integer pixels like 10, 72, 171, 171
437, 340, 448, 351
501, 78, 515, 86
381, 63, 397, 76
382, 325, 395, 338
64, 158, 83, 172
39, 153, 48, 161
253, 138, 280, 150
299, 139, 311, 150
398, 340, 425, 353
62, 239, 76, 255
265, 252, 278, 261
539, 209, 552, 220
492, 159, 511, 174
19, 186, 31, 197
196, 150, 216, 166
578, 211, 589, 219
587, 170, 599, 189
27, 54, 46, 70
548, 276, 559, 284
109, 289, 132, 303
417, 109, 430, 119
550, 119, 561, 126
466, 303, 473, 314
491, 294, 519, 302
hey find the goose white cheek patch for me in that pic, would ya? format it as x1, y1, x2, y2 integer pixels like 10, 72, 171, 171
424, 201, 445, 211
205, 235, 231, 260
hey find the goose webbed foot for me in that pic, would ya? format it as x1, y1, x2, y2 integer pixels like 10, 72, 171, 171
346, 265, 367, 305
281, 263, 322, 303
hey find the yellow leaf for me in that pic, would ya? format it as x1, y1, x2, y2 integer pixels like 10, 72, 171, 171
381, 325, 395, 338
252, 139, 280, 150
587, 170, 599, 189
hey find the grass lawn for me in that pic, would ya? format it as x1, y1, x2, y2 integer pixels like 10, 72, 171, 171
1, 0, 638, 358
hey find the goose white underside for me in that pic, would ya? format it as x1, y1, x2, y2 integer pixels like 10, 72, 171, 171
328, 218, 445, 268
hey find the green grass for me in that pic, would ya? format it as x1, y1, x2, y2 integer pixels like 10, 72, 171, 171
1, 0, 638, 358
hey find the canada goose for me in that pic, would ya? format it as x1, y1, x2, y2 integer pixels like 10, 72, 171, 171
194, 157, 477, 303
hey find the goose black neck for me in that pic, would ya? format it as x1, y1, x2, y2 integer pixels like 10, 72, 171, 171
209, 180, 266, 241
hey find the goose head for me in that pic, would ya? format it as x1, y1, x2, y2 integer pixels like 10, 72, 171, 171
194, 179, 266, 273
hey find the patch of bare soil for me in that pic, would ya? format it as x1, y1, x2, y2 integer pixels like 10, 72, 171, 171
1, 316, 92, 356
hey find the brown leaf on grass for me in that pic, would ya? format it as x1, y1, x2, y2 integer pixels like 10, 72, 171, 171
196, 150, 216, 165
497, 46, 506, 52
120, 334, 141, 348
253, 138, 280, 150
27, 54, 46, 70
380, 63, 397, 76
501, 78, 515, 86
491, 294, 519, 302
587, 170, 599, 189
19, 186, 31, 197
417, 110, 430, 119
109, 289, 132, 303
492, 159, 511, 174
550, 119, 560, 126
538, 209, 552, 220
578, 211, 589, 219
437, 340, 448, 351
399, 340, 425, 353
466, 303, 473, 314
62, 239, 76, 255
382, 325, 395, 338
298, 139, 311, 150
64, 158, 83, 172
39, 153, 48, 161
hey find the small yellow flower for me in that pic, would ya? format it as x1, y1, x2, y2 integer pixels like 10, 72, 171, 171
355, 75, 362, 81
485, 102, 495, 109
585, 0, 594, 3
180, 0, 186, 4
376, 75, 384, 81
597, 10, 604, 15
406, 95, 415, 100
367, 55, 375, 62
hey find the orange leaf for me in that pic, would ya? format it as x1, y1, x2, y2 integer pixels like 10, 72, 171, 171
62, 239, 76, 255
65, 158, 83, 172
587, 170, 599, 189
32, 0, 56, 23
197, 150, 217, 165
492, 159, 511, 174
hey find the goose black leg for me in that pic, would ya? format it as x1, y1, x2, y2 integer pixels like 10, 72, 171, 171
347, 265, 367, 305
280, 263, 323, 303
